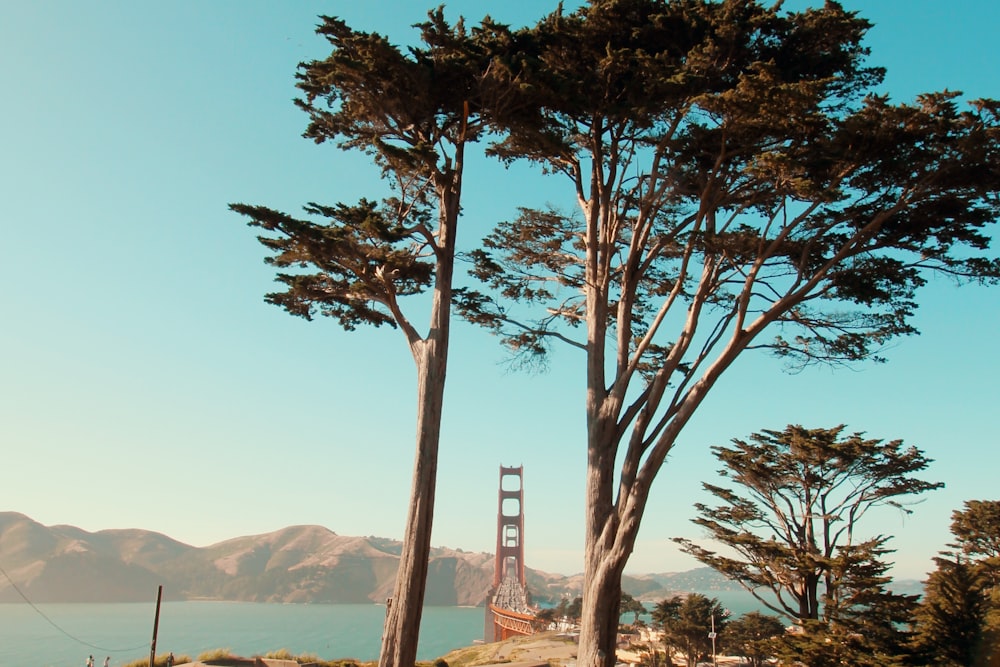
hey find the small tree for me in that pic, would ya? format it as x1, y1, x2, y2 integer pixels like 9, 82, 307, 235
674, 425, 939, 625
911, 557, 991, 667
722, 612, 785, 667
621, 592, 647, 626
651, 594, 727, 667
554, 595, 584, 626
911, 499, 1000, 666
533, 606, 558, 632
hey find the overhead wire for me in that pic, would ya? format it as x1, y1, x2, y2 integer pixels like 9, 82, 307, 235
0, 561, 149, 653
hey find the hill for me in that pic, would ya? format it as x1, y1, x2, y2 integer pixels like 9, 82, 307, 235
0, 512, 923, 605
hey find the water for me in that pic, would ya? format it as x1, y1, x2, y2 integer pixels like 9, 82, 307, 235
0, 602, 486, 667
0, 591, 776, 667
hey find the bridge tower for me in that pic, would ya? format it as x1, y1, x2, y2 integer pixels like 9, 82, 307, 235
485, 465, 535, 642
494, 465, 526, 589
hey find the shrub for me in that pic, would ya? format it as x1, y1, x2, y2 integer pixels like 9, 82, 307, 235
197, 648, 235, 662
121, 655, 192, 667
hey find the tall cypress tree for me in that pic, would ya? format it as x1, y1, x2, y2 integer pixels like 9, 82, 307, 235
457, 2, 1000, 663
231, 11, 527, 666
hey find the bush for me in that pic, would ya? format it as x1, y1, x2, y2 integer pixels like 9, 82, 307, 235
263, 649, 328, 664
121, 654, 192, 667
265, 649, 295, 660
196, 648, 236, 663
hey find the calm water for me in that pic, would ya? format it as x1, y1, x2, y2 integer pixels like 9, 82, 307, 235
0, 592, 771, 667
0, 602, 486, 667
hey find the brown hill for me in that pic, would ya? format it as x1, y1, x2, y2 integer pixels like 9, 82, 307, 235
0, 513, 502, 604
0, 512, 704, 605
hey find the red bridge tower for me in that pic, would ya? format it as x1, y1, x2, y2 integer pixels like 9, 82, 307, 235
494, 465, 526, 589
485, 465, 535, 641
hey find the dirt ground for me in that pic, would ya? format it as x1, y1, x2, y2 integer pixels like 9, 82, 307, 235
441, 632, 745, 667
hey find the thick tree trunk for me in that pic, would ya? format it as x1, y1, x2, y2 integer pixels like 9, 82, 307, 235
577, 428, 636, 667
578, 555, 627, 667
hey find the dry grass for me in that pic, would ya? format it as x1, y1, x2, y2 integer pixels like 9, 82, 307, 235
440, 632, 578, 667
121, 655, 192, 667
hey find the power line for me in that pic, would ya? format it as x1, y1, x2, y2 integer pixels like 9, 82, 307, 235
0, 561, 149, 653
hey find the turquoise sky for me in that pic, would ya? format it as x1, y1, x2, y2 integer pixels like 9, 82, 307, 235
2, 1, 998, 582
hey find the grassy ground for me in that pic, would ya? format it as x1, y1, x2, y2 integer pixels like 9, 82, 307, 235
440, 632, 578, 667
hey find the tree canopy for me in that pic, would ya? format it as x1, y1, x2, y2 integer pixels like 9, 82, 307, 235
912, 557, 993, 667
674, 424, 938, 623
722, 611, 786, 667
235, 1, 1000, 665
912, 499, 1000, 666
230, 10, 529, 667
453, 0, 1000, 662
950, 500, 1000, 563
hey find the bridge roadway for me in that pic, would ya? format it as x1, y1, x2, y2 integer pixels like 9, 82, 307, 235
488, 576, 536, 641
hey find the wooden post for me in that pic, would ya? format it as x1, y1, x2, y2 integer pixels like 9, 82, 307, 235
149, 585, 163, 667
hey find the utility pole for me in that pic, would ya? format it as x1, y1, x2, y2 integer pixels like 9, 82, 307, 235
149, 585, 162, 667
709, 613, 717, 667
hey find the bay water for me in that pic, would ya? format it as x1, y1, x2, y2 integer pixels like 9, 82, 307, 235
0, 602, 486, 667
0, 592, 769, 667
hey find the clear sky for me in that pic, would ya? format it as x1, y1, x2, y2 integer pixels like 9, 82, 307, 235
1, 1, 997, 583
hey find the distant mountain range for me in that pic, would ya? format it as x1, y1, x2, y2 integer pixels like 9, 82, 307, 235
0, 512, 921, 605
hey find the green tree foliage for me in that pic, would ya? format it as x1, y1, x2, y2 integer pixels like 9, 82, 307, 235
651, 594, 727, 667
953, 501, 1000, 645
722, 612, 785, 667
950, 500, 1000, 567
911, 557, 991, 667
230, 11, 527, 667
554, 595, 584, 623
620, 592, 647, 625
674, 425, 936, 626
911, 500, 1000, 666
453, 0, 1000, 663
818, 540, 917, 664
533, 606, 558, 631
769, 618, 908, 667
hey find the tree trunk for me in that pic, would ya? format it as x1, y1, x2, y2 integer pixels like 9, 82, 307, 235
378, 170, 459, 667
378, 351, 445, 666
578, 551, 626, 667
577, 432, 639, 667
378, 342, 447, 667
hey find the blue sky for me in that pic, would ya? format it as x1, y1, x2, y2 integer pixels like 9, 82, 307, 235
1, 1, 997, 582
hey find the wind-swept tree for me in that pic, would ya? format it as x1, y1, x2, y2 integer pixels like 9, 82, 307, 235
763, 544, 916, 665
230, 12, 526, 667
456, 2, 1000, 664
674, 425, 937, 624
